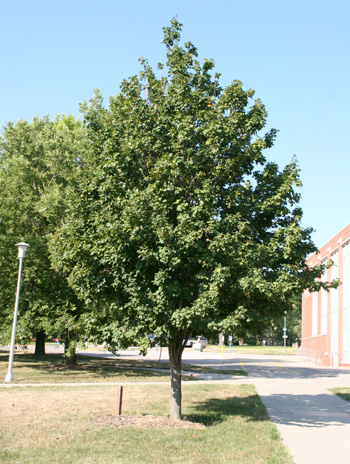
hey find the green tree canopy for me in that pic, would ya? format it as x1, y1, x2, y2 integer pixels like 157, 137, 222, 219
0, 115, 87, 361
50, 19, 327, 418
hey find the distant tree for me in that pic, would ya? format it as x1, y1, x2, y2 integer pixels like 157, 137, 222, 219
51, 19, 329, 418
0, 115, 87, 363
273, 297, 302, 347
234, 296, 302, 347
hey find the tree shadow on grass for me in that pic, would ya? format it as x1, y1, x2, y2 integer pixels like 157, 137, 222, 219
333, 391, 350, 402
185, 390, 350, 429
0, 351, 172, 381
184, 391, 268, 427
0, 350, 243, 382
258, 392, 350, 428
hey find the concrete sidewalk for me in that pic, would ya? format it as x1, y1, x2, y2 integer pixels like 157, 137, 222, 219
248, 364, 350, 464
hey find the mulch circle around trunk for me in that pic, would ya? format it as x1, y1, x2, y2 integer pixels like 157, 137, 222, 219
92, 414, 206, 429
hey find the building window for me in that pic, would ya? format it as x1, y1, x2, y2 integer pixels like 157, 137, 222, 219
320, 264, 327, 335
331, 250, 339, 365
343, 243, 350, 363
312, 291, 318, 337
331, 251, 339, 310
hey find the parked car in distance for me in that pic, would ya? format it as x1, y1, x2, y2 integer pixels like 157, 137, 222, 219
184, 337, 194, 348
194, 336, 208, 349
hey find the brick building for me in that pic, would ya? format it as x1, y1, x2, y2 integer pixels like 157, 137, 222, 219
301, 224, 350, 367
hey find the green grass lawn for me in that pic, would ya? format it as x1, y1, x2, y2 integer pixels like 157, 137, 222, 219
0, 383, 293, 464
330, 387, 350, 402
47, 342, 298, 357
0, 350, 246, 384
0, 348, 293, 463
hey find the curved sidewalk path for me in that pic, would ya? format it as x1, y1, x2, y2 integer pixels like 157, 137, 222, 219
244, 359, 350, 464
3, 347, 350, 463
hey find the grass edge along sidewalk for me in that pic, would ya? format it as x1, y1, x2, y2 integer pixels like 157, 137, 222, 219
0, 382, 293, 464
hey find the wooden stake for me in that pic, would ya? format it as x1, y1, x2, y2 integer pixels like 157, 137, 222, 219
116, 386, 123, 416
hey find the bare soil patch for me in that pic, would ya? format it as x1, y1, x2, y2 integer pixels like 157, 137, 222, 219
92, 414, 206, 429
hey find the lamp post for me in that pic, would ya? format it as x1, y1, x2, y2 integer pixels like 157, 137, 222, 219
5, 242, 30, 382
283, 311, 287, 354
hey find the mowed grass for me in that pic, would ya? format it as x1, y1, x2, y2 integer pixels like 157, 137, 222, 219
0, 351, 170, 383
0, 383, 293, 464
330, 387, 350, 402
0, 350, 246, 384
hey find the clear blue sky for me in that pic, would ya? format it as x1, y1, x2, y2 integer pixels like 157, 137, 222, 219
1, 0, 349, 249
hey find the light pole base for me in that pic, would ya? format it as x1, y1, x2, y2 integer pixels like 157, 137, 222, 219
5, 372, 14, 382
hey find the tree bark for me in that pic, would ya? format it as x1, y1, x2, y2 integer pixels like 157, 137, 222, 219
34, 330, 45, 356
270, 326, 274, 346
63, 330, 77, 365
168, 341, 184, 421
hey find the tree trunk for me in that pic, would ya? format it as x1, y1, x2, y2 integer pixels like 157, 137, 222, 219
34, 330, 45, 356
168, 341, 184, 421
270, 326, 274, 346
64, 330, 77, 365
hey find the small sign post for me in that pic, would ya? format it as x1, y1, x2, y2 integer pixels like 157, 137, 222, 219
229, 335, 233, 354
116, 386, 123, 416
